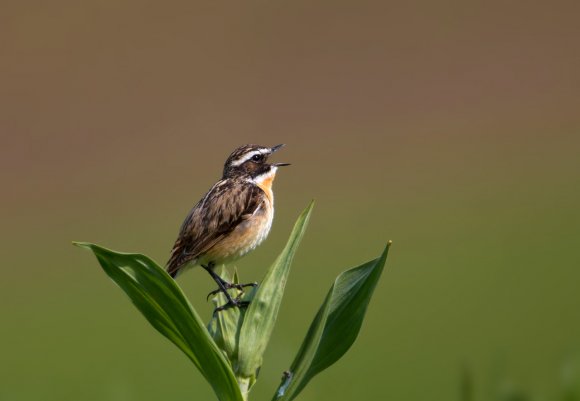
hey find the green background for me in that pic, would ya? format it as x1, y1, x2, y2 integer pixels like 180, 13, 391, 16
1, 1, 579, 400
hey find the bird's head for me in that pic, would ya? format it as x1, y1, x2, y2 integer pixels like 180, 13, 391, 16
223, 144, 290, 181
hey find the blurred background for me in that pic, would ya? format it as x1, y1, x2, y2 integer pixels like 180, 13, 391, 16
1, 1, 579, 400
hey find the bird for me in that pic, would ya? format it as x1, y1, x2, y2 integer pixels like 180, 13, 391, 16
166, 144, 290, 312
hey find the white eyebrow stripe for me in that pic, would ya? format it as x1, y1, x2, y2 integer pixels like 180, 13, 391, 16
231, 149, 268, 166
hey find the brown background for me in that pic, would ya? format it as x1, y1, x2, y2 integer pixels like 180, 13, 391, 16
1, 1, 579, 400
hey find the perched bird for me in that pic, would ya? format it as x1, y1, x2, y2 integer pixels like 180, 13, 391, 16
166, 144, 290, 311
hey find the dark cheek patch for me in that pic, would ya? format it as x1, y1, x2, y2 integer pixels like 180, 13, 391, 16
246, 163, 260, 175
258, 164, 271, 176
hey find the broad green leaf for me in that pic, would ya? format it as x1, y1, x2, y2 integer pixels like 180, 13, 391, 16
74, 242, 244, 401
272, 241, 392, 401
236, 201, 314, 384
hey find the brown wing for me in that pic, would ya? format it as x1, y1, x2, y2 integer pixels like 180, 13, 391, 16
166, 179, 261, 277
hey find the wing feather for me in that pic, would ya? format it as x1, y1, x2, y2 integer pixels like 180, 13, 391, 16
166, 179, 261, 277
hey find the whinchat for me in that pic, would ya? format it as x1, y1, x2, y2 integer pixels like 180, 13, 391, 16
166, 144, 289, 311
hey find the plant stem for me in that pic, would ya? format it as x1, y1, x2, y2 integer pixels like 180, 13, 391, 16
237, 377, 252, 401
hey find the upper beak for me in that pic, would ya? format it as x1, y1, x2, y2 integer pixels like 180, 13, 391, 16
270, 144, 285, 153
270, 144, 290, 166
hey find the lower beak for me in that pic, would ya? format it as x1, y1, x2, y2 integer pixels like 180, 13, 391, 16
272, 162, 291, 167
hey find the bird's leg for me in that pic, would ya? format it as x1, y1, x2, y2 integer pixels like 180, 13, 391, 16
201, 263, 237, 304
201, 263, 253, 312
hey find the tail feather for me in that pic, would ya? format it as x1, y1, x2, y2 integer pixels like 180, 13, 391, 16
166, 257, 184, 278
166, 252, 195, 279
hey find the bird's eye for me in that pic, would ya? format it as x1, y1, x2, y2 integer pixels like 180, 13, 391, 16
252, 154, 263, 162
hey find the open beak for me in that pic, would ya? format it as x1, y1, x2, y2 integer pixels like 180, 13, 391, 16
270, 144, 290, 166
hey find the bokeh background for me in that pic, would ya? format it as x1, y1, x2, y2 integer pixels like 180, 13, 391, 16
1, 1, 579, 400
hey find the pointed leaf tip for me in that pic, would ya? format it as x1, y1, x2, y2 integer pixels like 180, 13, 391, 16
72, 241, 91, 249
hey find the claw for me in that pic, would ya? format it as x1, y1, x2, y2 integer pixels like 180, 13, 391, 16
206, 282, 259, 301
206, 288, 222, 301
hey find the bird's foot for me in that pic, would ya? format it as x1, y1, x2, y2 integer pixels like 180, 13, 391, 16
206, 282, 258, 301
213, 298, 251, 314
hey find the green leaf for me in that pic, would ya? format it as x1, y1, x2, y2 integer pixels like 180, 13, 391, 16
236, 201, 315, 384
272, 241, 392, 401
73, 242, 244, 401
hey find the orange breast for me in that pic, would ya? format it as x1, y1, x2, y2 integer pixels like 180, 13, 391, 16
256, 174, 275, 203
